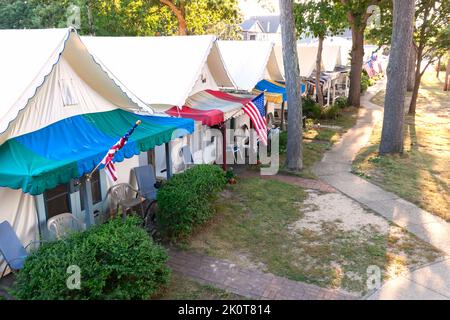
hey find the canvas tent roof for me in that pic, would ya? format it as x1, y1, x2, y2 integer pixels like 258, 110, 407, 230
0, 28, 149, 145
82, 35, 236, 107
0, 28, 194, 195
218, 40, 284, 91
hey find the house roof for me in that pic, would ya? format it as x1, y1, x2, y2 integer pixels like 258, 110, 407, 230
249, 15, 281, 33
240, 19, 264, 33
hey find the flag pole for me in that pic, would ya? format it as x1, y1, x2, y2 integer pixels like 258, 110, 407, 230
86, 120, 142, 181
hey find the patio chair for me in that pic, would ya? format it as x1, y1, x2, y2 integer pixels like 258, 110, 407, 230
133, 165, 161, 235
47, 213, 85, 240
108, 183, 144, 220
181, 145, 194, 170
133, 165, 158, 202
0, 221, 42, 278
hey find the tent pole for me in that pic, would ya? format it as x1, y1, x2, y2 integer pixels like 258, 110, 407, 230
221, 124, 227, 171
165, 142, 172, 179
81, 177, 95, 227
280, 101, 285, 131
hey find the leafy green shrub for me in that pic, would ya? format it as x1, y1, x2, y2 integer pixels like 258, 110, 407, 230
334, 96, 349, 109
156, 164, 227, 240
13, 216, 170, 300
279, 130, 288, 154
320, 105, 340, 119
302, 96, 322, 119
361, 73, 370, 93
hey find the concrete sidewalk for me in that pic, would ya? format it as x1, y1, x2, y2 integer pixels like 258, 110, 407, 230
314, 80, 450, 300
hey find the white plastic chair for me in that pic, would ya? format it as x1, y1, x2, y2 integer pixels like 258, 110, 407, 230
47, 213, 85, 240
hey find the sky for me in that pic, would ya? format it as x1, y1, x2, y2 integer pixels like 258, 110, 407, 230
238, 0, 280, 19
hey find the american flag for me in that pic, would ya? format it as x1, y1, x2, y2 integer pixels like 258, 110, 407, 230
243, 93, 267, 145
101, 120, 141, 182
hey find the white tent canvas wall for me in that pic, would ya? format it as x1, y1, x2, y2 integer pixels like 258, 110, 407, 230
218, 40, 284, 91
82, 35, 238, 178
274, 37, 352, 78
0, 28, 154, 274
274, 44, 318, 78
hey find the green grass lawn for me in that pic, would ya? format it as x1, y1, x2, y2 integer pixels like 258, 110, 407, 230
186, 177, 442, 296
155, 274, 244, 300
276, 107, 359, 179
353, 72, 450, 220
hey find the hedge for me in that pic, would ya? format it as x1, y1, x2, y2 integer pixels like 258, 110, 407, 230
12, 216, 170, 300
156, 164, 227, 240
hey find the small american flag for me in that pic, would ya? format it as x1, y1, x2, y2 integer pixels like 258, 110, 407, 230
243, 93, 267, 145
101, 120, 141, 182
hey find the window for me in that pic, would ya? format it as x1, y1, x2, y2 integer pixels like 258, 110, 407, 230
59, 78, 78, 106
80, 170, 102, 211
44, 183, 71, 219
250, 34, 256, 40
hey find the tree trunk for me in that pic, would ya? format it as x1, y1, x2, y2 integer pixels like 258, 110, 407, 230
445, 55, 450, 91
315, 36, 324, 107
379, 0, 415, 155
348, 27, 364, 107
279, 0, 303, 171
407, 42, 416, 91
160, 0, 187, 35
436, 57, 441, 78
86, 4, 95, 36
408, 47, 423, 114
409, 63, 422, 114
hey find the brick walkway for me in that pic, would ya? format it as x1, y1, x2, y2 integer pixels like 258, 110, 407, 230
168, 249, 356, 300
239, 170, 337, 193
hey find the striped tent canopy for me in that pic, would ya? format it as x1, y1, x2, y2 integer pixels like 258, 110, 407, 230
253, 79, 307, 104
165, 90, 252, 126
0, 109, 194, 195
253, 79, 286, 104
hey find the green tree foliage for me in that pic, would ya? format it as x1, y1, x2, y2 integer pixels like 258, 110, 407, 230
0, 0, 242, 38
294, 0, 347, 39
0, 0, 33, 28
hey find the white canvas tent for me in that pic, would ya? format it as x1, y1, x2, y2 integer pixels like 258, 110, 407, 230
0, 28, 155, 274
274, 37, 352, 78
82, 35, 236, 108
274, 44, 318, 78
218, 40, 284, 91
82, 35, 240, 178
299, 37, 352, 67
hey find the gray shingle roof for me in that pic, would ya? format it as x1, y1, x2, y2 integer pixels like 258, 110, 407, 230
250, 15, 280, 33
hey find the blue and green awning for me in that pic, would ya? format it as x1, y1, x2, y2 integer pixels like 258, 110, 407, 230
0, 109, 194, 195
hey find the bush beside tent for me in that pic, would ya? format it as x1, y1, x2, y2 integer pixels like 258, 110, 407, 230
13, 217, 170, 300
156, 165, 227, 240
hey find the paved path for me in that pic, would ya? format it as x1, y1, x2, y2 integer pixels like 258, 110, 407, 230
168, 249, 355, 300
314, 80, 450, 300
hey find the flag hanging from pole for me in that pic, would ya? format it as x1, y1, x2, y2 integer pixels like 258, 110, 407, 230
101, 120, 141, 182
243, 93, 268, 146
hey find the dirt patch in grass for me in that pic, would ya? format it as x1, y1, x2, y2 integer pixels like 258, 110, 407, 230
186, 178, 443, 296
155, 273, 244, 300
354, 72, 450, 220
